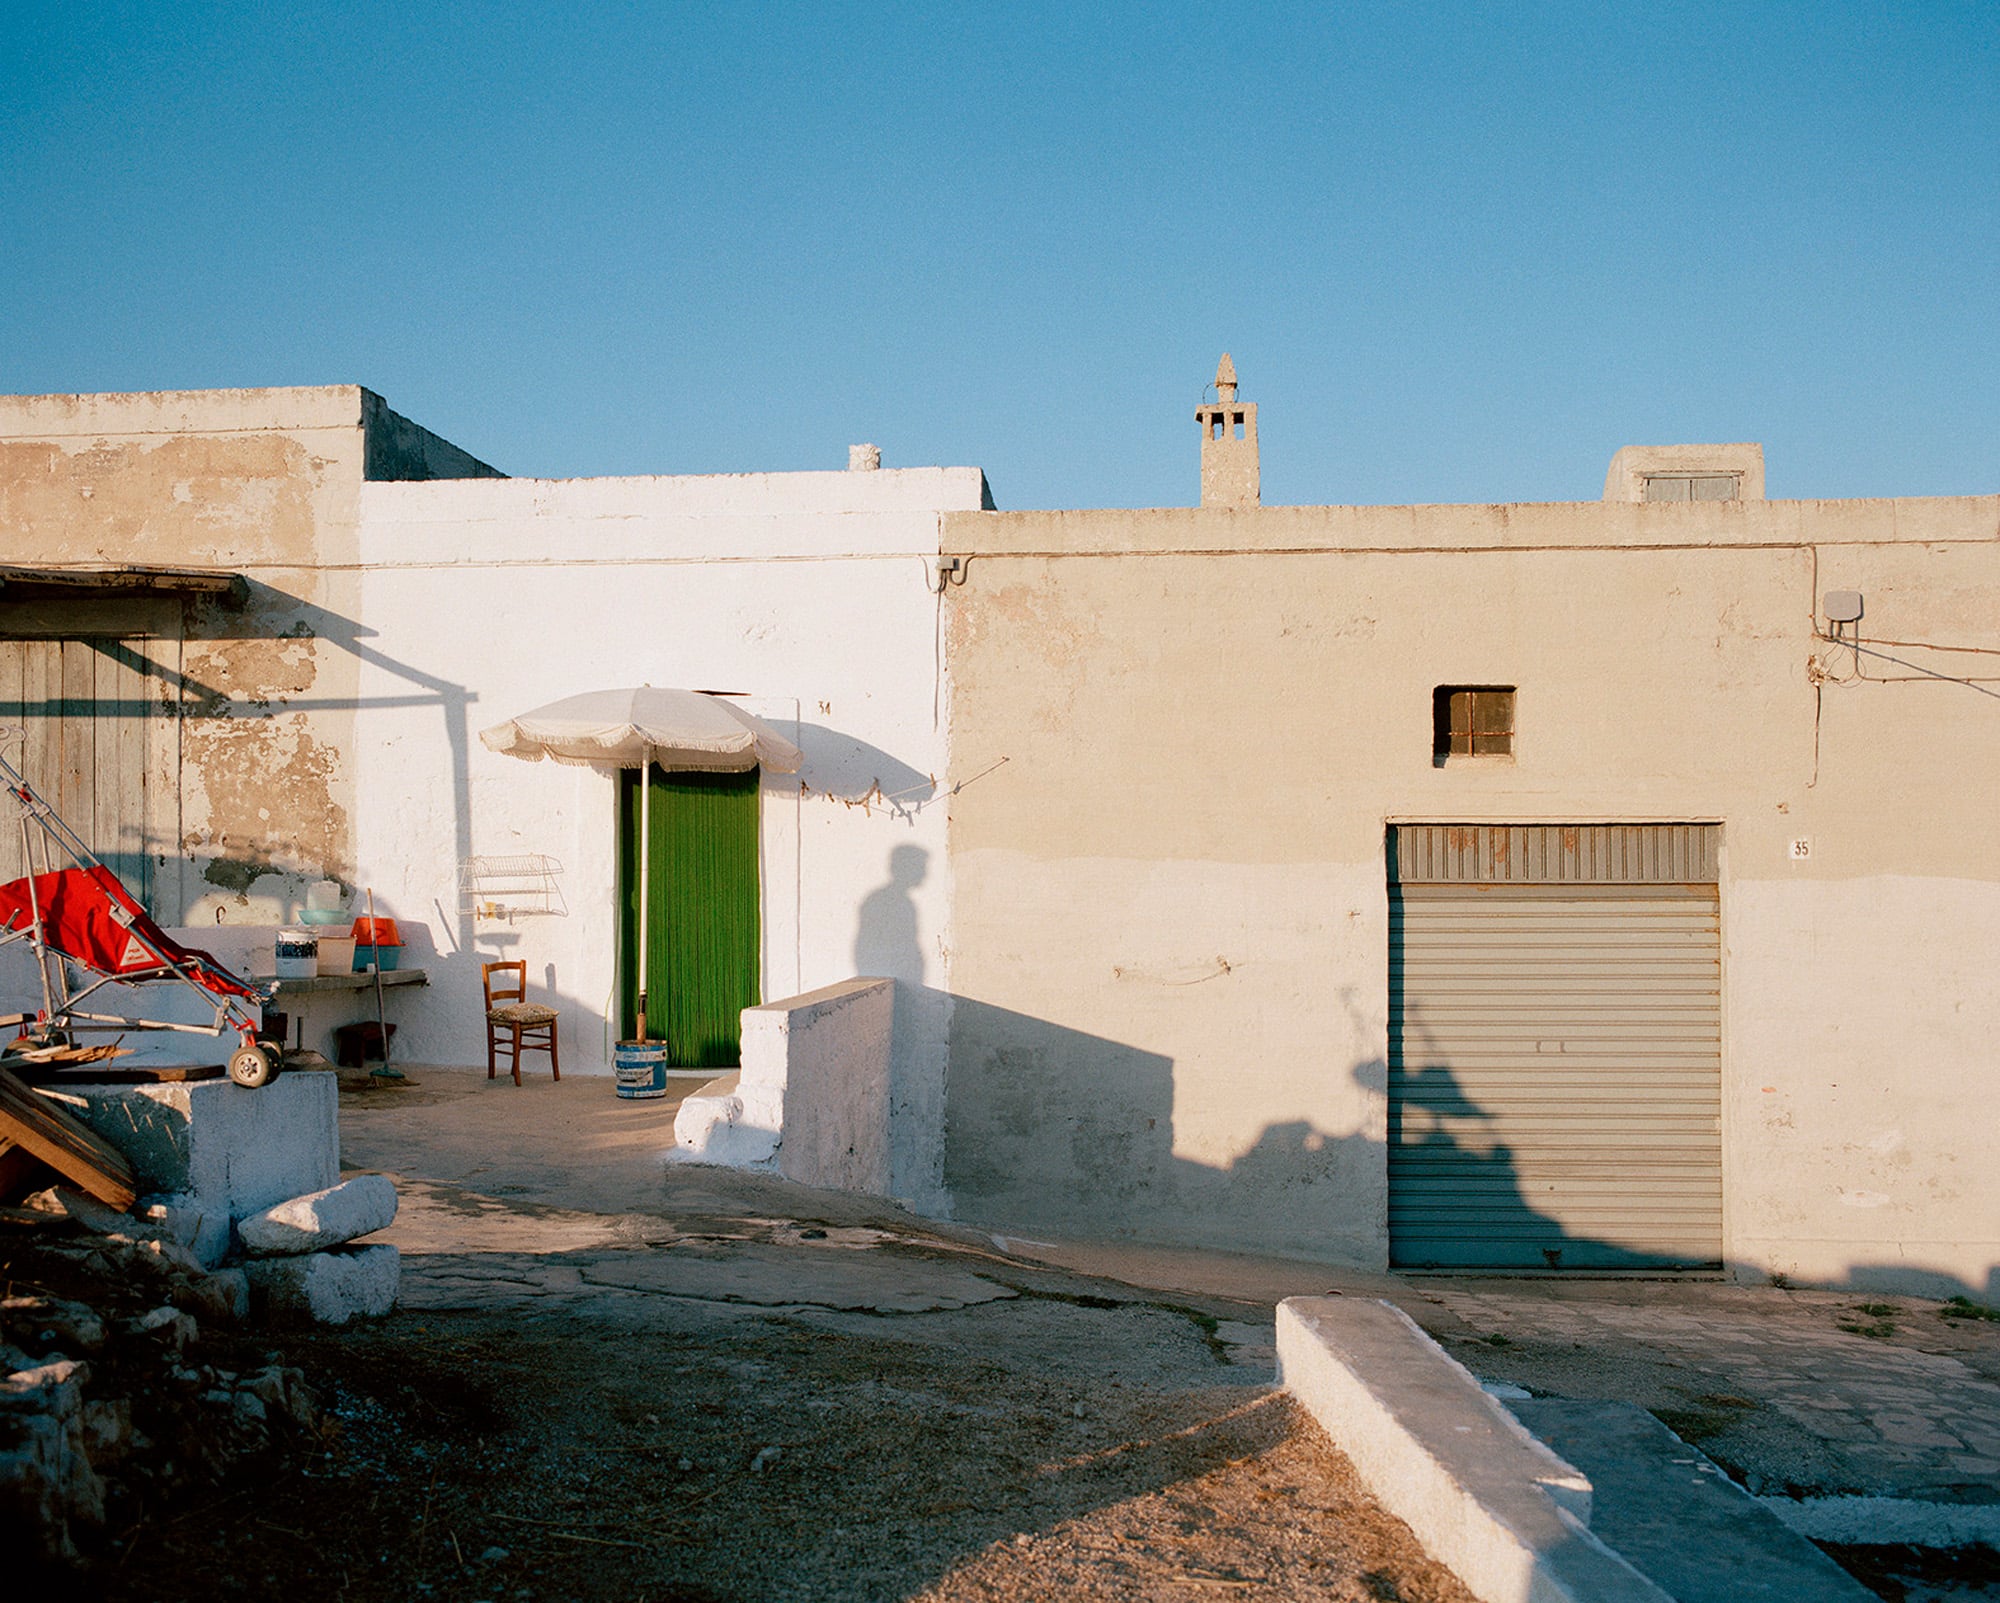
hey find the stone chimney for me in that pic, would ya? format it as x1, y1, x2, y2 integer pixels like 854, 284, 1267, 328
1197, 354, 1258, 508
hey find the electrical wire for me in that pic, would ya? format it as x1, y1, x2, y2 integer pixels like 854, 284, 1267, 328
1815, 630, 2000, 699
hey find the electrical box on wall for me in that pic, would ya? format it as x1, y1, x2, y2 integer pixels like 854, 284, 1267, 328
1823, 590, 1864, 623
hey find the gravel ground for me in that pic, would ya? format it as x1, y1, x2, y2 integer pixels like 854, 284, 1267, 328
40, 1069, 1478, 1601
89, 1264, 1475, 1602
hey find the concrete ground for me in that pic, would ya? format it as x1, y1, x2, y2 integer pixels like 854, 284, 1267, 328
1003, 1236, 2000, 1510
329, 1065, 2000, 1601
1004, 1243, 2000, 1511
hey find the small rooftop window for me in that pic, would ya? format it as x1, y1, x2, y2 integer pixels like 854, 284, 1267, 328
1642, 472, 1740, 502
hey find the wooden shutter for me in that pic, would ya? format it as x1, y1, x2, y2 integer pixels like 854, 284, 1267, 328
0, 639, 157, 908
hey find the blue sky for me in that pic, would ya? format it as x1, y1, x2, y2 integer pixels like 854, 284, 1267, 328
4, 3, 1994, 507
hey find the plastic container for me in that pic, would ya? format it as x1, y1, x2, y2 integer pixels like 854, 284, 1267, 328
613, 1040, 670, 1099
349, 915, 404, 973
301, 881, 346, 923
274, 928, 319, 980
348, 916, 402, 948
316, 936, 356, 976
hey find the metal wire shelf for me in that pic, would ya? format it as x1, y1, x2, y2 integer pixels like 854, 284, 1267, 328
458, 854, 567, 919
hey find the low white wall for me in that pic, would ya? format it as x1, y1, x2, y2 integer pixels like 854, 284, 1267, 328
675, 977, 896, 1196
760, 977, 896, 1194
1277, 1297, 1668, 1603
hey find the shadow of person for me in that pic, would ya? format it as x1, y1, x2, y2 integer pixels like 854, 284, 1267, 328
855, 844, 928, 982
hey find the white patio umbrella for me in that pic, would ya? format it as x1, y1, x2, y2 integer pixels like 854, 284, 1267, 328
479, 688, 802, 1040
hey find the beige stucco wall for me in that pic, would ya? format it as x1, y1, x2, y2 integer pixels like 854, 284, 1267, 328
940, 494, 2000, 1294
0, 386, 496, 924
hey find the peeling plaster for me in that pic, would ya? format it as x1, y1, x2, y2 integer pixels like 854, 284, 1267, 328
0, 433, 327, 567
181, 712, 350, 886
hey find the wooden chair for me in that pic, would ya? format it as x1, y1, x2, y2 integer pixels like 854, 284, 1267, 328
482, 960, 560, 1085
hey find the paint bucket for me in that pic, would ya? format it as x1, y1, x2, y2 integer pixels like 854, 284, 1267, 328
274, 928, 319, 979
316, 935, 356, 976
613, 1040, 671, 1099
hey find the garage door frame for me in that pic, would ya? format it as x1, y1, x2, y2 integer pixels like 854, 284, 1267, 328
1387, 823, 1723, 1272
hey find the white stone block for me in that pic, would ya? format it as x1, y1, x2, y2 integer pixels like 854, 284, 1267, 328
1278, 1298, 1669, 1603
138, 1193, 228, 1268
672, 978, 897, 1191
56, 1073, 339, 1268
238, 1174, 398, 1257
246, 1243, 400, 1325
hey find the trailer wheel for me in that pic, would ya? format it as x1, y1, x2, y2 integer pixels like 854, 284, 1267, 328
228, 1044, 276, 1088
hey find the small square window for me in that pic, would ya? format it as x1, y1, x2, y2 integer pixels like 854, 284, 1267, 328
1433, 685, 1515, 764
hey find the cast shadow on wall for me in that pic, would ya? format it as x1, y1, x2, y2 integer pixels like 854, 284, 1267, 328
940, 998, 1687, 1273
795, 724, 936, 817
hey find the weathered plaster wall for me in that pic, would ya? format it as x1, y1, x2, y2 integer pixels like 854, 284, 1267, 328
0, 387, 498, 933
0, 388, 369, 924
940, 494, 2000, 1292
354, 467, 986, 1212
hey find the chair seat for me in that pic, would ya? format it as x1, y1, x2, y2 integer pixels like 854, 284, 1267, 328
488, 1003, 558, 1025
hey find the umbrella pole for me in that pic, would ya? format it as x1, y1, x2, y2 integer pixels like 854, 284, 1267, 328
636, 747, 650, 1043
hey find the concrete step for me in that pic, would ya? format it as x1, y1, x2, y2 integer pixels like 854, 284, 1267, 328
1509, 1399, 1876, 1603
1279, 1295, 1882, 1603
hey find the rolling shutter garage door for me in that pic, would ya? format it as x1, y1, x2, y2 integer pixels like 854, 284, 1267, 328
1389, 824, 1721, 1270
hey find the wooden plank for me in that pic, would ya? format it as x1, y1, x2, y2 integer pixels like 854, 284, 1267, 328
0, 1133, 56, 1204
122, 640, 155, 908
13, 1063, 223, 1086
96, 639, 152, 905
273, 967, 429, 995
92, 641, 120, 885
0, 1065, 137, 1209
58, 639, 93, 850
0, 566, 246, 603
0, 641, 24, 885
151, 629, 186, 924
21, 641, 59, 868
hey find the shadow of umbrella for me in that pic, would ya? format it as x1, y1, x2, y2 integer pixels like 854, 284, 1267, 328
791, 723, 936, 814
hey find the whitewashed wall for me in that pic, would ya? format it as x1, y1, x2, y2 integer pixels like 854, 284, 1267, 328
349, 468, 984, 1209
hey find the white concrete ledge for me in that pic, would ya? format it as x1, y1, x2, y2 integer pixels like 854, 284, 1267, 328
672, 978, 895, 1195
1277, 1297, 1670, 1603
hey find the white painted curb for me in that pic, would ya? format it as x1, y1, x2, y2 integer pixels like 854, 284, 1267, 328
1277, 1297, 1671, 1603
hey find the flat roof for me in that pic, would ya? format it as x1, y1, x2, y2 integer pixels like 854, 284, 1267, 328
0, 565, 248, 606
